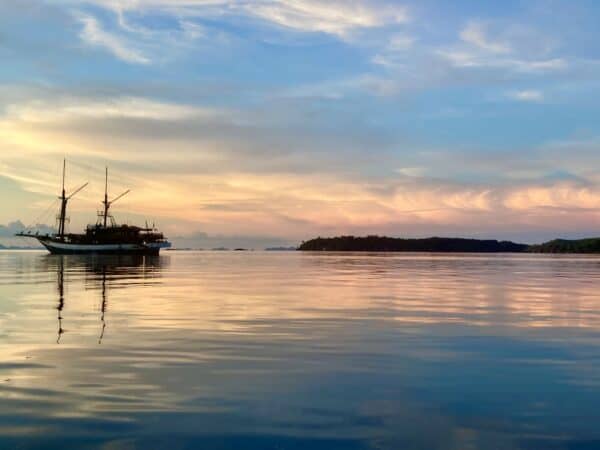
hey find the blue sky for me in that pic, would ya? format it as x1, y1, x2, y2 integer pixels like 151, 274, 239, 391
2, 0, 600, 245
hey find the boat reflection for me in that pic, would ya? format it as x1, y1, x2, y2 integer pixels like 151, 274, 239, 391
43, 254, 167, 344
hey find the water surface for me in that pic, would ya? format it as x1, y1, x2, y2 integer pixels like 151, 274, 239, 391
1, 251, 600, 449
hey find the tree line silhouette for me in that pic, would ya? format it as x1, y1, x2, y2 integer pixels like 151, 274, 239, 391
297, 235, 600, 253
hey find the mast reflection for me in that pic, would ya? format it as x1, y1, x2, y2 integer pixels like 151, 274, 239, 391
44, 254, 166, 344
99, 265, 106, 344
56, 256, 65, 344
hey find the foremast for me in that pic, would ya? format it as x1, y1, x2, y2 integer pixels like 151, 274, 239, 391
57, 159, 67, 238
56, 159, 88, 240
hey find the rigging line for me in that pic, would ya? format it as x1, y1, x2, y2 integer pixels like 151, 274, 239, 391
65, 158, 97, 173
38, 207, 56, 229
66, 158, 126, 180
64, 158, 96, 191
25, 198, 60, 230
35, 203, 59, 230
66, 158, 138, 188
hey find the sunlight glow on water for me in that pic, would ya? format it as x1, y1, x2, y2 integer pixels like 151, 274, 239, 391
1, 251, 600, 449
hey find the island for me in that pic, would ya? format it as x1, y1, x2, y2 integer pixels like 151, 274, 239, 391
528, 238, 600, 254
297, 236, 600, 253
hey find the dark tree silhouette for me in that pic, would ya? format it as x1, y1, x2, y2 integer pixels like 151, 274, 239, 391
297, 236, 528, 252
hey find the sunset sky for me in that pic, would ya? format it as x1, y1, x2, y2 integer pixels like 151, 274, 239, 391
2, 0, 600, 246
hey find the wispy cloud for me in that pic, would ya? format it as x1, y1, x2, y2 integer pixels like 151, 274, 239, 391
77, 12, 151, 64
365, 17, 577, 101
4, 96, 219, 122
437, 49, 567, 73
460, 21, 510, 54
437, 20, 568, 74
243, 0, 409, 36
507, 90, 544, 102
73, 0, 409, 37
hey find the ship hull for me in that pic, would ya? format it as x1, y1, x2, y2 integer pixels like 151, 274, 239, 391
37, 238, 168, 255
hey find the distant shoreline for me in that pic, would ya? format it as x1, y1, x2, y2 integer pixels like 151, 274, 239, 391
5, 237, 600, 254
298, 236, 600, 254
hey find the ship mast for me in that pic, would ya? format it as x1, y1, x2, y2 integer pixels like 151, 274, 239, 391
58, 159, 67, 238
100, 167, 130, 228
57, 159, 88, 240
57, 256, 65, 344
103, 167, 109, 228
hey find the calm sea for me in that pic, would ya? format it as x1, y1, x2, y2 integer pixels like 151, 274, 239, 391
1, 250, 600, 449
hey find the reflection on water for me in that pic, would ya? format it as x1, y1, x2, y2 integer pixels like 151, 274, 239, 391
1, 251, 600, 449
44, 255, 164, 345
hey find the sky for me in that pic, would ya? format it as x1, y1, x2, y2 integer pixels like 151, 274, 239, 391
1, 0, 600, 246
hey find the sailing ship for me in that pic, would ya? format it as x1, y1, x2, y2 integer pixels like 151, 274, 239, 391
17, 161, 171, 255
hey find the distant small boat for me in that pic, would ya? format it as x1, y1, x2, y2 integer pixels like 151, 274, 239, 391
17, 160, 171, 255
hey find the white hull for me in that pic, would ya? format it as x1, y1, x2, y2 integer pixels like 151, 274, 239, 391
38, 238, 170, 255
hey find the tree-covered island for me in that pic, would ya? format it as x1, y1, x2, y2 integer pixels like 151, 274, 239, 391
297, 236, 600, 253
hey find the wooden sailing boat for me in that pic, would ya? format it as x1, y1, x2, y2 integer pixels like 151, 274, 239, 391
17, 160, 171, 255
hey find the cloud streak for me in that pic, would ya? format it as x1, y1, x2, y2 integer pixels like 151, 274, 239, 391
5, 96, 221, 122
460, 21, 511, 54
82, 0, 410, 34
243, 0, 409, 35
77, 12, 151, 64
507, 90, 544, 102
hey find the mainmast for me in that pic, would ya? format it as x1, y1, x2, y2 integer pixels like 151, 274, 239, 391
103, 167, 109, 228
99, 167, 130, 228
